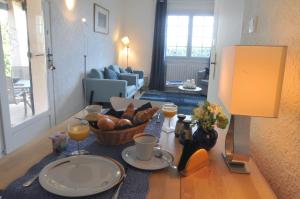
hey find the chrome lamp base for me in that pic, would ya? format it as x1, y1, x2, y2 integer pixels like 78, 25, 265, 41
223, 115, 250, 174
222, 153, 250, 174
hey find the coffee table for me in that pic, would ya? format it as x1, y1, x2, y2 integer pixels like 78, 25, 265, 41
178, 85, 202, 93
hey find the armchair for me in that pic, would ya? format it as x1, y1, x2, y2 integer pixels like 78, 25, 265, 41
133, 70, 144, 90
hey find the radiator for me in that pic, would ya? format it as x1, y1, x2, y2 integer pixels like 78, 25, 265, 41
166, 59, 209, 81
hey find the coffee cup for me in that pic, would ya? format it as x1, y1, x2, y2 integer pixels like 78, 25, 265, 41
133, 133, 157, 161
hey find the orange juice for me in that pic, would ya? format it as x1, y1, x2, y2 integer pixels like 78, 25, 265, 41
68, 124, 89, 141
163, 109, 177, 118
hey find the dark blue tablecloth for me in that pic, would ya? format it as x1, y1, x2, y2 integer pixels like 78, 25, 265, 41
2, 115, 164, 199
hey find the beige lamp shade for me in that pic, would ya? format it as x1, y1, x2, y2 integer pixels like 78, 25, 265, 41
121, 36, 130, 46
218, 45, 287, 117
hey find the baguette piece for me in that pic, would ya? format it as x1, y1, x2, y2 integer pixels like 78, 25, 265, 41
121, 103, 135, 121
133, 107, 159, 125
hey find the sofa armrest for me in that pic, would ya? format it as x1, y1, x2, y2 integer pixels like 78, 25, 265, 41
133, 70, 144, 79
119, 73, 138, 86
84, 78, 127, 103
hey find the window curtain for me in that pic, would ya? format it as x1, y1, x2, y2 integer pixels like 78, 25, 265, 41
149, 0, 167, 91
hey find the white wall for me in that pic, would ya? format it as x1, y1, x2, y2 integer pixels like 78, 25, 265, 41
207, 0, 245, 106
241, 1, 300, 198
50, 0, 123, 123
0, 114, 3, 157
117, 0, 156, 76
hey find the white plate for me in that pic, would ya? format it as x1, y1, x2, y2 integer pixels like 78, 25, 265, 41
121, 146, 174, 170
39, 155, 124, 197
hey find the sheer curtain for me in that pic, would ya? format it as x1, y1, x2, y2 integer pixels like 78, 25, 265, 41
149, 0, 167, 91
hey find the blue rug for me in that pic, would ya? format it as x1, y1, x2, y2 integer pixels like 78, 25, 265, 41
140, 90, 206, 115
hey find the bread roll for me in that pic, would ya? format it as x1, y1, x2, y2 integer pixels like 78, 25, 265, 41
97, 118, 116, 131
121, 103, 135, 121
105, 115, 120, 124
116, 119, 133, 129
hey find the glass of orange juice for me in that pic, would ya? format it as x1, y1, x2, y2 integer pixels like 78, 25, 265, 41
67, 117, 90, 155
162, 104, 178, 133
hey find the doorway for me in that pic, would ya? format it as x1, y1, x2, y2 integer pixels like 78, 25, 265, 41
0, 0, 54, 153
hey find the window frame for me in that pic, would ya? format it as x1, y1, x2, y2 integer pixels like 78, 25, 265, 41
165, 14, 214, 60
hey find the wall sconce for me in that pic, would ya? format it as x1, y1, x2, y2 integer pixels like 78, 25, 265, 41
218, 45, 287, 174
121, 36, 130, 67
65, 0, 75, 11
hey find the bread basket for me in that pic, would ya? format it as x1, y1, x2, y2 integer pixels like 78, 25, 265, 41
90, 122, 148, 145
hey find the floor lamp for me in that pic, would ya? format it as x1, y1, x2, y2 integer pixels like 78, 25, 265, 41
82, 17, 88, 106
218, 45, 287, 174
122, 36, 130, 67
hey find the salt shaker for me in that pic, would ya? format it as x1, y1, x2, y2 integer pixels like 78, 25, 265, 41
175, 114, 186, 137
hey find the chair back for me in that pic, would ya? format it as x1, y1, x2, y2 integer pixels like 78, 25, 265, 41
6, 76, 16, 104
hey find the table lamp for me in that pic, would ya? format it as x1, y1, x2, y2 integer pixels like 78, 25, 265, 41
218, 45, 287, 174
121, 36, 130, 67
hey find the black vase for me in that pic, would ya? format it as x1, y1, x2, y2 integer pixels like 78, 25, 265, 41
193, 125, 218, 151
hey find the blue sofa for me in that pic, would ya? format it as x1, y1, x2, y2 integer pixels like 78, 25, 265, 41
84, 65, 144, 103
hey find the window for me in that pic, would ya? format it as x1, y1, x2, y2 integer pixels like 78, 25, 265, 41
166, 15, 214, 58
191, 16, 214, 57
166, 16, 189, 57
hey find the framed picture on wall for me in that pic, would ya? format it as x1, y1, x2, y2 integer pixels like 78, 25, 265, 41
94, 3, 109, 34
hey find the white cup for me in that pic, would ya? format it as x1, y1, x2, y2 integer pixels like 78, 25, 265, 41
85, 105, 102, 113
134, 133, 157, 161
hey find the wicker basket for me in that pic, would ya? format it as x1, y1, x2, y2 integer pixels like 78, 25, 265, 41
90, 122, 148, 145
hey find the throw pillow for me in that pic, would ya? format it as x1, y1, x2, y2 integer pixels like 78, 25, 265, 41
104, 68, 119, 80
88, 69, 104, 79
119, 67, 128, 73
108, 65, 121, 74
125, 67, 133, 73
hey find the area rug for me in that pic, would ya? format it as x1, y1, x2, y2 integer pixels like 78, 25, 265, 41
140, 90, 206, 115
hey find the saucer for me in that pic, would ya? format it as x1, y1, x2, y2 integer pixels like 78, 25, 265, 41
121, 146, 174, 170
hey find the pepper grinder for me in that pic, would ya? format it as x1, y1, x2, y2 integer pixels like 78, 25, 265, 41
175, 114, 186, 137
179, 119, 193, 145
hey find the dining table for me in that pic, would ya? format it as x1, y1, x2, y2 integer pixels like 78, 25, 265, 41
0, 106, 277, 199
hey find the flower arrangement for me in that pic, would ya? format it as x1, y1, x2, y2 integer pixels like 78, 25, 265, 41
193, 101, 229, 131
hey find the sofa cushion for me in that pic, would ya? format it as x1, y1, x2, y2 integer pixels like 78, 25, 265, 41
108, 65, 121, 74
119, 67, 128, 73
125, 67, 133, 73
104, 68, 119, 80
88, 69, 104, 79
126, 85, 136, 97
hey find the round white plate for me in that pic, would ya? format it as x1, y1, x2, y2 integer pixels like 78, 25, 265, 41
39, 155, 124, 197
121, 146, 174, 170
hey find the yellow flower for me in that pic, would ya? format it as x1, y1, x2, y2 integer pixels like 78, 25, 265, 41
208, 103, 221, 115
193, 107, 204, 120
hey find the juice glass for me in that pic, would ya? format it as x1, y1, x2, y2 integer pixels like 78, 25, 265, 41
67, 118, 90, 155
162, 104, 178, 133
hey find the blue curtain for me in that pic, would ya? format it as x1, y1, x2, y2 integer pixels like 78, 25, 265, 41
149, 0, 167, 91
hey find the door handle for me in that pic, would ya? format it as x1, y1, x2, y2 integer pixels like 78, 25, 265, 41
49, 65, 56, 71
34, 53, 45, 57
47, 49, 55, 70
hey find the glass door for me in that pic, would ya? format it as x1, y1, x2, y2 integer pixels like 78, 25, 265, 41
0, 0, 54, 153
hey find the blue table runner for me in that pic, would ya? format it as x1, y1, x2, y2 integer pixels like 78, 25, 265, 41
2, 115, 164, 199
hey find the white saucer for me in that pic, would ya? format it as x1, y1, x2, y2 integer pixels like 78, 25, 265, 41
121, 146, 174, 170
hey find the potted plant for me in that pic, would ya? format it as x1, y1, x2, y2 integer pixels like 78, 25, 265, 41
192, 101, 228, 150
